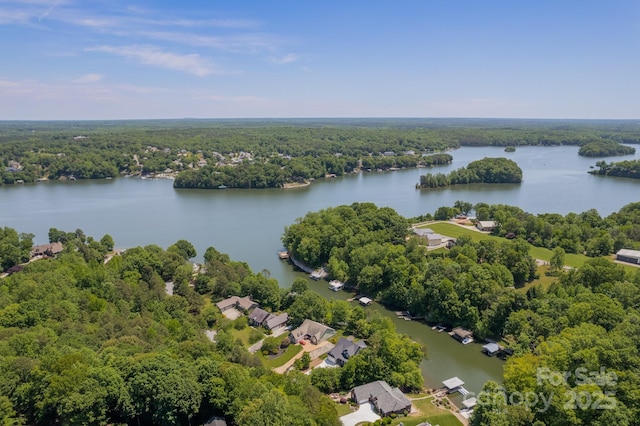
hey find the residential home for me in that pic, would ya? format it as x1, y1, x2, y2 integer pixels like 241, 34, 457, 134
476, 221, 497, 232
351, 380, 412, 417
248, 307, 272, 327
290, 319, 336, 345
30, 242, 64, 258
327, 337, 367, 366
215, 295, 258, 313
265, 313, 289, 332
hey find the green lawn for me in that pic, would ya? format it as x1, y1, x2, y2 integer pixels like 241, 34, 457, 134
259, 344, 302, 369
334, 401, 353, 417
388, 396, 463, 426
424, 222, 590, 268
228, 326, 264, 347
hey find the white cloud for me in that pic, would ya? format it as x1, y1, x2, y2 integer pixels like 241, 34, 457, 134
72, 73, 104, 84
268, 53, 298, 64
139, 31, 279, 53
87, 45, 218, 77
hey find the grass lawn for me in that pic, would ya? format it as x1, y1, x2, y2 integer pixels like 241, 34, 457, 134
228, 326, 264, 347
387, 396, 462, 426
425, 222, 587, 268
334, 402, 353, 417
259, 344, 302, 369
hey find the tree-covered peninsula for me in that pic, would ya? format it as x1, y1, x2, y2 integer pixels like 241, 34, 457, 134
417, 157, 522, 188
282, 201, 640, 425
578, 141, 636, 157
589, 159, 640, 180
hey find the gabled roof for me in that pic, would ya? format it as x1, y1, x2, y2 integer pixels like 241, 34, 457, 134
31, 242, 64, 256
327, 337, 366, 364
266, 313, 288, 330
291, 319, 335, 343
215, 295, 258, 312
248, 307, 272, 325
352, 380, 411, 414
215, 296, 240, 311
442, 377, 464, 390
236, 296, 257, 311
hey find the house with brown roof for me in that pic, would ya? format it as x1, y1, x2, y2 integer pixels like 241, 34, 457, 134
30, 242, 64, 258
290, 319, 335, 345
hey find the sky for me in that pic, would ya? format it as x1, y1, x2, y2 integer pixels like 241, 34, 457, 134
1, 0, 640, 120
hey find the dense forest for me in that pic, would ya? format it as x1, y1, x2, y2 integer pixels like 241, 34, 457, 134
282, 202, 640, 425
0, 224, 429, 425
417, 157, 523, 188
2, 118, 639, 185
589, 159, 640, 180
578, 141, 636, 157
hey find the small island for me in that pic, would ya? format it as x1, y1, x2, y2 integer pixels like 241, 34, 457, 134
578, 141, 635, 157
504, 146, 516, 152
589, 159, 640, 179
416, 157, 523, 189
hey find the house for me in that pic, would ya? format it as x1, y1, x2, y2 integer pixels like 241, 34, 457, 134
290, 319, 336, 345
248, 307, 272, 326
476, 221, 497, 232
482, 343, 501, 357
327, 337, 367, 366
30, 242, 64, 258
351, 380, 412, 417
616, 249, 640, 265
265, 313, 289, 331
413, 228, 447, 247
451, 327, 474, 344
215, 296, 258, 313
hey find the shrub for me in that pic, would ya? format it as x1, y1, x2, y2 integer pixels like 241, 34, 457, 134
262, 336, 280, 355
280, 337, 290, 348
248, 328, 263, 344
233, 315, 248, 330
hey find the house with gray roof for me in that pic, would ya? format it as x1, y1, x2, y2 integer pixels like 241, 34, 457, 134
215, 296, 258, 313
351, 380, 412, 417
248, 307, 272, 326
265, 313, 288, 332
290, 319, 335, 345
327, 337, 367, 366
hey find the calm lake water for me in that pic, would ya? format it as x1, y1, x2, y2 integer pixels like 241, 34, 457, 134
1, 145, 639, 395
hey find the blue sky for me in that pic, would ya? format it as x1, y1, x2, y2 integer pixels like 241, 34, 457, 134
1, 0, 639, 120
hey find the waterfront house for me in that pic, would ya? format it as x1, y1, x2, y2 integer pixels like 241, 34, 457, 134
290, 319, 335, 345
30, 242, 64, 258
476, 221, 497, 232
351, 380, 412, 417
327, 337, 367, 366
616, 249, 640, 265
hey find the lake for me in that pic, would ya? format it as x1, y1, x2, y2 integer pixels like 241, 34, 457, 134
1, 145, 639, 395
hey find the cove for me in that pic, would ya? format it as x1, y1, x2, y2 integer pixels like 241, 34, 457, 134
1, 145, 639, 394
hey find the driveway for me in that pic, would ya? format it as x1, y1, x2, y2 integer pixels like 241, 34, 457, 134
340, 403, 380, 426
